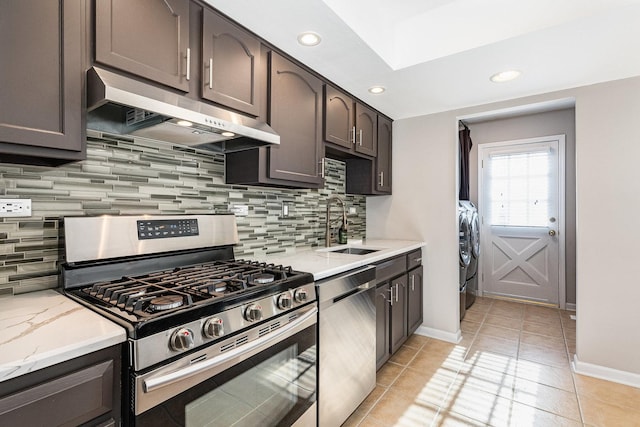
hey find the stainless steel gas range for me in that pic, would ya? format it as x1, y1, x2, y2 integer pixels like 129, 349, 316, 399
60, 214, 317, 426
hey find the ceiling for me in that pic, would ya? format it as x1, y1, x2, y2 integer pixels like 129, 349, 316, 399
207, 0, 640, 120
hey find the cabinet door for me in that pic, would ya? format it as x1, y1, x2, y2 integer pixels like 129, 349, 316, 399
95, 0, 190, 92
202, 9, 261, 116
354, 103, 377, 157
375, 283, 391, 370
323, 85, 354, 149
408, 266, 423, 335
376, 116, 392, 193
268, 52, 324, 185
390, 274, 408, 353
0, 0, 84, 161
0, 345, 121, 426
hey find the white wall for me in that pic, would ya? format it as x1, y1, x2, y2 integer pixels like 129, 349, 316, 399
367, 111, 460, 339
573, 77, 640, 380
367, 75, 640, 384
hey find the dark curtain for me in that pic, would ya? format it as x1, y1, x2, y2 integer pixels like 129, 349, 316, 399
458, 124, 473, 200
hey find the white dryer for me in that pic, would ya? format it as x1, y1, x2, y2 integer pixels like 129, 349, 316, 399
458, 202, 471, 320
460, 201, 480, 309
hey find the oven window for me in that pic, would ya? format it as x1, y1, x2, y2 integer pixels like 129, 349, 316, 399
136, 325, 316, 427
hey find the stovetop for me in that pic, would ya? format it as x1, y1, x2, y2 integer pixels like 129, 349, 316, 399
64, 258, 314, 337
76, 260, 304, 319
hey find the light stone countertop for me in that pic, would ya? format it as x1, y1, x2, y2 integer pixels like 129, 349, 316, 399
0, 289, 126, 383
255, 239, 425, 280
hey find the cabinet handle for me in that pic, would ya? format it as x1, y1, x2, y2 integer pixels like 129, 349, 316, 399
320, 158, 325, 178
351, 127, 356, 145
395, 283, 399, 302
388, 287, 393, 306
359, 129, 363, 146
208, 58, 213, 89
411, 275, 415, 291
413, 257, 422, 263
186, 48, 191, 81
379, 171, 384, 187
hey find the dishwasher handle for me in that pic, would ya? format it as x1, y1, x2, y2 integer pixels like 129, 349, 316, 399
316, 265, 376, 304
331, 283, 371, 304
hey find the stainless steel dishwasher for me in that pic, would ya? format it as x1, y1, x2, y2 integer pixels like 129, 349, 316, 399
317, 265, 376, 427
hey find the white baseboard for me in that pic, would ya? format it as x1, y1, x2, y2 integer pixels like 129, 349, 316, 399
415, 325, 462, 344
573, 354, 640, 388
565, 303, 576, 311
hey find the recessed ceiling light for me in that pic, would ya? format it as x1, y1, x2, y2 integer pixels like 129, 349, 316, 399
176, 120, 193, 127
368, 86, 386, 94
490, 70, 522, 83
297, 32, 321, 47
221, 131, 235, 137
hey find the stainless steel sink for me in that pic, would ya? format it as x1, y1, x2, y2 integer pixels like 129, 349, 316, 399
328, 247, 379, 255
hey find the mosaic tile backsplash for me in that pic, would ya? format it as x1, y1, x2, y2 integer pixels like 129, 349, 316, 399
0, 132, 366, 295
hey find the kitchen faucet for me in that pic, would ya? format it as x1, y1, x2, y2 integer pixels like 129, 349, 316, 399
325, 195, 346, 247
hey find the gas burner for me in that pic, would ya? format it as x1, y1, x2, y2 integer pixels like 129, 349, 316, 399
254, 273, 275, 284
149, 295, 184, 312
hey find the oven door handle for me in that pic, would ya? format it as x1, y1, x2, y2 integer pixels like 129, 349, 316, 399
143, 306, 318, 393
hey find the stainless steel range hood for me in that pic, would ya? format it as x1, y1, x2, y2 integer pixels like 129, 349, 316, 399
86, 67, 279, 152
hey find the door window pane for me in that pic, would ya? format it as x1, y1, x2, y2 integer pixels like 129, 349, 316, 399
488, 150, 551, 226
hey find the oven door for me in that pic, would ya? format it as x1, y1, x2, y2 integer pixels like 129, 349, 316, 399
133, 306, 317, 427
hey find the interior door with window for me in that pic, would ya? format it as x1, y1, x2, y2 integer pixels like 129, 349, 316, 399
479, 135, 565, 305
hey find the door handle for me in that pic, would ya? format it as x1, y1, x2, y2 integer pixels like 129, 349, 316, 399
548, 229, 556, 236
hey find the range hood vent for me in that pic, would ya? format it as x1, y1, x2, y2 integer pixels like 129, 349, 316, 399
86, 67, 279, 152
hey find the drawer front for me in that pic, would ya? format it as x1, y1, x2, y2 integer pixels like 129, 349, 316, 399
407, 249, 423, 270
375, 255, 406, 283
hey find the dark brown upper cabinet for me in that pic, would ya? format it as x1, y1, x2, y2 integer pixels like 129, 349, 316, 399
267, 51, 324, 185
202, 9, 261, 116
323, 85, 354, 150
355, 102, 377, 157
95, 0, 191, 92
345, 115, 392, 195
376, 116, 392, 193
225, 51, 324, 188
323, 85, 377, 158
0, 0, 85, 165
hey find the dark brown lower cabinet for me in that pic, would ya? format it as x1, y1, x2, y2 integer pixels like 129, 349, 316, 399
408, 265, 424, 335
375, 250, 423, 370
0, 345, 122, 426
390, 274, 409, 354
375, 282, 391, 369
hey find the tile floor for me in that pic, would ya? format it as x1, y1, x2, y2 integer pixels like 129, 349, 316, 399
343, 297, 640, 426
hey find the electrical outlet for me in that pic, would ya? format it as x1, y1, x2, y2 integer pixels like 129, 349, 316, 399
349, 207, 357, 215
0, 199, 32, 217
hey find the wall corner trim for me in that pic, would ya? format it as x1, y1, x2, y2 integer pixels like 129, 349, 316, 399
415, 325, 462, 344
572, 354, 640, 388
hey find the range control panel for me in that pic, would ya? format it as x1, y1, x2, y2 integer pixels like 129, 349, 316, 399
137, 219, 199, 240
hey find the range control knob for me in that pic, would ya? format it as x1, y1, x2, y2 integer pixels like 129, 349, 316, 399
277, 292, 293, 310
203, 317, 224, 338
294, 288, 308, 303
244, 304, 263, 322
170, 328, 195, 352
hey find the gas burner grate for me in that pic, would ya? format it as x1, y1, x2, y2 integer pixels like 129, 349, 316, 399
79, 259, 303, 319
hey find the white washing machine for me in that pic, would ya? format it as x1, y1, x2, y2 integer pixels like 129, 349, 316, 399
458, 202, 471, 320
460, 201, 480, 309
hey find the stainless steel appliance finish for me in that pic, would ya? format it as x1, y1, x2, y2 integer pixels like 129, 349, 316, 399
86, 67, 280, 152
60, 214, 317, 426
316, 265, 376, 427
64, 214, 238, 263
